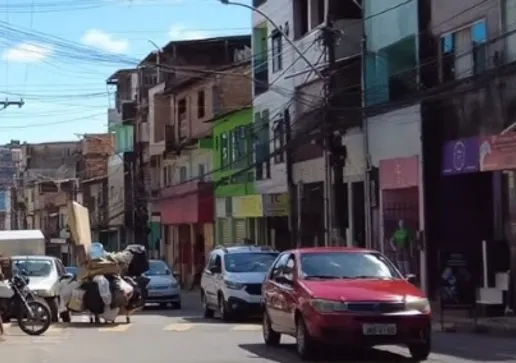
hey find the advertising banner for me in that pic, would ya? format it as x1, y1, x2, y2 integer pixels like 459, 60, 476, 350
441, 137, 479, 175
479, 133, 516, 171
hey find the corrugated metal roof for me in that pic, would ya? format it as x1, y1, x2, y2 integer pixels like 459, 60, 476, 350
0, 230, 44, 241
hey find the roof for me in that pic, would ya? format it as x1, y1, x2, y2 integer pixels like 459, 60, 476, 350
139, 34, 251, 65
204, 106, 252, 123
214, 245, 278, 254
294, 247, 375, 254
106, 68, 137, 84
0, 230, 44, 241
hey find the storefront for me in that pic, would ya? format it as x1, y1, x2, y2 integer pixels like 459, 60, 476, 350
159, 181, 214, 286
262, 193, 290, 250
379, 156, 425, 289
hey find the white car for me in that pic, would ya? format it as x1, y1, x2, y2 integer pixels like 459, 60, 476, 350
200, 245, 278, 320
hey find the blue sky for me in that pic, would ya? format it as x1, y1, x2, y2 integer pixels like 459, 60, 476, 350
0, 0, 252, 144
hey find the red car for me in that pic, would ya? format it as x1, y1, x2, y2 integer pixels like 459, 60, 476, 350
261, 247, 431, 361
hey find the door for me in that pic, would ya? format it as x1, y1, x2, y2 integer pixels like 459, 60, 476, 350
234, 218, 247, 241
276, 254, 297, 334
202, 253, 217, 304
264, 253, 289, 332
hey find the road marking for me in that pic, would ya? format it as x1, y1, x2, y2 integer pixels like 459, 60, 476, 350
232, 324, 261, 331
164, 323, 193, 331
98, 323, 132, 332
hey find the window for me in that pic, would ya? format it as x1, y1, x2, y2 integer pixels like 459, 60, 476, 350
273, 118, 285, 163
440, 20, 487, 82
283, 255, 296, 281
294, 0, 309, 38
197, 90, 205, 119
224, 252, 278, 273
178, 98, 187, 120
198, 164, 206, 180
271, 31, 282, 72
221, 132, 229, 167
179, 166, 187, 183
269, 253, 289, 280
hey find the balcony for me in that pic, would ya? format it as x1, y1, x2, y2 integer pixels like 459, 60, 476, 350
253, 59, 268, 96
108, 108, 122, 129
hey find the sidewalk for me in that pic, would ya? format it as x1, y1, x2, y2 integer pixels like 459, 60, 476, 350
432, 312, 516, 336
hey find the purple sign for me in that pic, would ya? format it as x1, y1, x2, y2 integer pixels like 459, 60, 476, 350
442, 137, 479, 175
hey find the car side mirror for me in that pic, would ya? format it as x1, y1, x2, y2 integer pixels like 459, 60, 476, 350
59, 272, 75, 282
405, 274, 418, 285
210, 266, 221, 274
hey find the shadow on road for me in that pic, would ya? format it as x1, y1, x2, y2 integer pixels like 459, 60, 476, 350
239, 343, 411, 362
430, 332, 516, 361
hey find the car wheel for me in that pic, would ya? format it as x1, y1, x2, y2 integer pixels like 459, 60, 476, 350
45, 298, 59, 323
218, 293, 231, 321
262, 310, 281, 346
201, 291, 214, 318
408, 340, 431, 361
296, 315, 317, 360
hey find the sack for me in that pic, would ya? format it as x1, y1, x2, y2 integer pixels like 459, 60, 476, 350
110, 251, 133, 266
82, 281, 105, 315
100, 306, 119, 322
109, 277, 131, 308
68, 288, 85, 312
123, 276, 145, 310
93, 275, 112, 306
125, 245, 149, 276
59, 280, 80, 312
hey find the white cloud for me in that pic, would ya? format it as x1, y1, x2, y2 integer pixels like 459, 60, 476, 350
168, 24, 210, 41
81, 29, 129, 53
2, 42, 52, 63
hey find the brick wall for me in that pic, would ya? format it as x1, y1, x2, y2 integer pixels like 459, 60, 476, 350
81, 134, 114, 180
219, 63, 252, 114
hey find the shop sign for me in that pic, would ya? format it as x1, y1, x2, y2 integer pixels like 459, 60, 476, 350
232, 195, 263, 218
262, 193, 289, 217
441, 137, 479, 175
479, 133, 516, 171
379, 156, 419, 190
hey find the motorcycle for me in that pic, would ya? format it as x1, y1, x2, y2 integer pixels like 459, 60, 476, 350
0, 273, 52, 336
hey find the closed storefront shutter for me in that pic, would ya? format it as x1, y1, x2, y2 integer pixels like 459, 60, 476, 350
219, 218, 231, 245
234, 218, 247, 242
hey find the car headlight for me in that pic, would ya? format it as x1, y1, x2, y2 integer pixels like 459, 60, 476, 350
309, 299, 348, 313
224, 280, 244, 290
405, 296, 430, 313
33, 289, 53, 297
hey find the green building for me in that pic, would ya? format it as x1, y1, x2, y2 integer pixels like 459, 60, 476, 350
211, 107, 264, 245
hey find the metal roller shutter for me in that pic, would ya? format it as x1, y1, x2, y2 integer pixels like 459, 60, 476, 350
219, 218, 231, 245
234, 218, 247, 242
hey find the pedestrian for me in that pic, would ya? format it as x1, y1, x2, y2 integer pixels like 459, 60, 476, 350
390, 219, 412, 275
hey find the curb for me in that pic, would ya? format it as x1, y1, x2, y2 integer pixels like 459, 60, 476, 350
432, 320, 516, 337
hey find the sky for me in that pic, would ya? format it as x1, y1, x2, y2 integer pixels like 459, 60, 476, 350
0, 0, 253, 144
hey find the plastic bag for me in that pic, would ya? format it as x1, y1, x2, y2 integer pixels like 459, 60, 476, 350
93, 275, 112, 306
68, 288, 85, 312
89, 242, 106, 260
100, 306, 119, 322
58, 280, 80, 313
119, 278, 134, 297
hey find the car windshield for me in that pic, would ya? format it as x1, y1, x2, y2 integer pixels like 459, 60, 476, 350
224, 252, 278, 273
13, 259, 54, 277
146, 260, 171, 276
300, 252, 401, 280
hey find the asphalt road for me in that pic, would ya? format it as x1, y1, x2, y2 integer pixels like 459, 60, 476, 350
2, 292, 516, 363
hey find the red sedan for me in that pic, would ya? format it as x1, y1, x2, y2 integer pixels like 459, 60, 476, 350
261, 247, 431, 361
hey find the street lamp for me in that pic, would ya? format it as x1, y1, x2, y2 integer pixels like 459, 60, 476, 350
218, 0, 325, 80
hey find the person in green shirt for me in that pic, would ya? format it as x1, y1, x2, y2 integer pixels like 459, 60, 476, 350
390, 219, 412, 275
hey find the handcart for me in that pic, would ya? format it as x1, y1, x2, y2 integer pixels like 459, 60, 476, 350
88, 306, 143, 324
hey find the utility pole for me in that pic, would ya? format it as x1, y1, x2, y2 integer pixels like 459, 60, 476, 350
323, 0, 347, 246
284, 108, 297, 248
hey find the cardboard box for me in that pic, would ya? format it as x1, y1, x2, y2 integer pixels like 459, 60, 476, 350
67, 201, 92, 266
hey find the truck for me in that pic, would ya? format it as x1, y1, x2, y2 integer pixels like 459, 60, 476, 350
0, 230, 64, 322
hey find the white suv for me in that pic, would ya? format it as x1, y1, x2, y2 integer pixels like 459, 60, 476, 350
200, 245, 279, 320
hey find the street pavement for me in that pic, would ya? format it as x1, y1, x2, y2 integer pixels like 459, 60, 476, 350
2, 292, 516, 363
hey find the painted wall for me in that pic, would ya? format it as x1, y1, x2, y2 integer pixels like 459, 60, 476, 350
213, 108, 255, 197
107, 155, 124, 227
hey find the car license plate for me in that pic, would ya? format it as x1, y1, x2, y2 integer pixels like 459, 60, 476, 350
362, 323, 397, 335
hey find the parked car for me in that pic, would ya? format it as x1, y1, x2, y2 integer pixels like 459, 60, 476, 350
144, 259, 181, 309
201, 244, 279, 320
261, 247, 431, 361
12, 255, 67, 322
